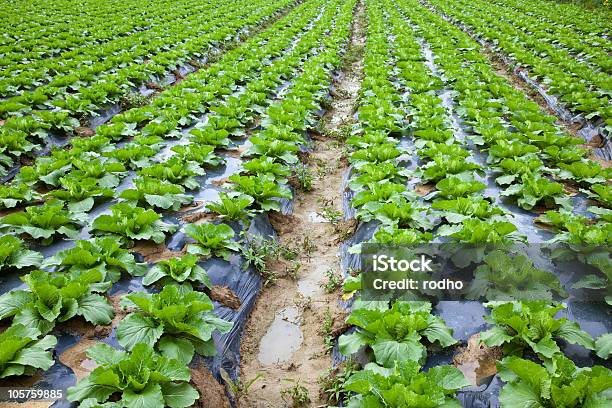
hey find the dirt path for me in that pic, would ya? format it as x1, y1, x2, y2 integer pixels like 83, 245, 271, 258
237, 3, 366, 407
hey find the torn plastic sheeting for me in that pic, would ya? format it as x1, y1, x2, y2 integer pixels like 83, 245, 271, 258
578, 122, 612, 161
457, 375, 503, 408
204, 257, 262, 382
341, 167, 355, 219
198, 214, 275, 397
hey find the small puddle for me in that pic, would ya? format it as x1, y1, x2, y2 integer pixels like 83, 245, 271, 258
308, 211, 328, 223
257, 307, 303, 365
296, 263, 330, 297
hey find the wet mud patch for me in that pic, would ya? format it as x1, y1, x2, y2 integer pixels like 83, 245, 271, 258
237, 1, 366, 405
257, 307, 304, 365
190, 362, 232, 408
210, 285, 242, 310
131, 241, 184, 263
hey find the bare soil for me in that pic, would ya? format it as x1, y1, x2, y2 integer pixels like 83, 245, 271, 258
131, 241, 185, 263
236, 2, 366, 406
453, 334, 503, 386
191, 362, 232, 408
210, 285, 242, 310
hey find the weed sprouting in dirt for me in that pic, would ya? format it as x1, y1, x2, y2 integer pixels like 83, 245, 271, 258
320, 204, 343, 225
242, 238, 280, 286
221, 369, 264, 404
285, 260, 302, 280
319, 359, 359, 405
241, 234, 300, 286
280, 379, 310, 407
293, 162, 314, 192
300, 236, 317, 259
320, 307, 335, 353
321, 268, 343, 293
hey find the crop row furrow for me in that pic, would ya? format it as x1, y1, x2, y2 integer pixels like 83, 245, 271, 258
0, 0, 299, 180
423, 0, 611, 126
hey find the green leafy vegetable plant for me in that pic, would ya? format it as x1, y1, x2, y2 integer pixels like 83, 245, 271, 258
466, 251, 566, 301
116, 284, 232, 364
0, 324, 57, 379
339, 302, 457, 366
0, 269, 113, 334
0, 235, 42, 272
120, 177, 193, 211
67, 343, 199, 408
229, 174, 292, 211
0, 199, 86, 244
91, 203, 177, 244
43, 237, 146, 283
497, 354, 611, 407
184, 222, 240, 260
205, 192, 254, 221
480, 301, 595, 359
343, 360, 470, 407
143, 254, 211, 287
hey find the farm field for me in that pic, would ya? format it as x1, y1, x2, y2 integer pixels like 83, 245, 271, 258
0, 0, 610, 407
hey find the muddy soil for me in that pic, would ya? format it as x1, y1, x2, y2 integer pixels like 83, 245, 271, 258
236, 2, 366, 407
191, 362, 232, 408
453, 334, 503, 387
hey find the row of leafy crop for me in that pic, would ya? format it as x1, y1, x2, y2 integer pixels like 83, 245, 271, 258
337, 298, 612, 406
1, 0, 212, 87
425, 0, 612, 125
485, 0, 612, 68
0, 0, 329, 217
332, 1, 473, 405
492, 0, 612, 40
331, 0, 612, 405
0, 0, 294, 179
0, 0, 160, 57
0, 0, 358, 405
439, 0, 611, 74
396, 0, 611, 296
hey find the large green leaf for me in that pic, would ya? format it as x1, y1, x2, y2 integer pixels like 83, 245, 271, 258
161, 382, 199, 408
78, 293, 114, 325
116, 313, 164, 350
595, 333, 612, 359
122, 383, 165, 408
372, 339, 425, 367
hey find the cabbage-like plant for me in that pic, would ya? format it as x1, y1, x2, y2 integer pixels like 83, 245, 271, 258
116, 285, 232, 364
